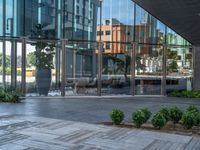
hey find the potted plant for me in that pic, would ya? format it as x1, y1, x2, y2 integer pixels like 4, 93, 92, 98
34, 42, 55, 95
31, 24, 55, 95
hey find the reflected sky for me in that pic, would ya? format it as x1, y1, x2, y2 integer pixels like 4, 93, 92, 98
0, 0, 190, 45
99, 0, 165, 33
101, 0, 135, 25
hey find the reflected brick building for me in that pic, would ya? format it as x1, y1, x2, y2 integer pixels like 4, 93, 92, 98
96, 18, 164, 55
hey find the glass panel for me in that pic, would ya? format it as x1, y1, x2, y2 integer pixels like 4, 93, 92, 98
166, 27, 190, 46
5, 0, 13, 36
0, 41, 2, 85
26, 42, 36, 95
135, 5, 166, 44
65, 41, 97, 96
99, 0, 135, 43
26, 39, 60, 96
135, 44, 163, 95
23, 0, 57, 38
5, 41, 11, 85
16, 42, 22, 88
24, 1, 38, 36
0, 0, 3, 36
63, 0, 98, 40
102, 42, 131, 95
166, 46, 193, 91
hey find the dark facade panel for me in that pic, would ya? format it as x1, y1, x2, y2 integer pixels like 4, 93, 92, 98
133, 0, 200, 46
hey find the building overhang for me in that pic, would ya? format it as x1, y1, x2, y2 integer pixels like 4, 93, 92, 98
133, 0, 200, 46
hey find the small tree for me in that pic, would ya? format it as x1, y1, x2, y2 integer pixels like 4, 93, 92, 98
27, 52, 36, 67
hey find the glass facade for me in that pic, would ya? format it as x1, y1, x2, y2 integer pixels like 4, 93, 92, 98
0, 0, 192, 96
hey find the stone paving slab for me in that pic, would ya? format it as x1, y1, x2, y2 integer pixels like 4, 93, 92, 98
0, 114, 200, 150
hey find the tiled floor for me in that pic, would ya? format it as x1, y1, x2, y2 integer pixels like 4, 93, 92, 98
0, 114, 199, 150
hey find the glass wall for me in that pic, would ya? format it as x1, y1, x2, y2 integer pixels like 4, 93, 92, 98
0, 0, 3, 36
65, 41, 98, 96
102, 43, 132, 95
16, 42, 22, 88
166, 46, 193, 92
25, 40, 61, 96
5, 41, 11, 85
0, 41, 2, 84
135, 44, 163, 95
0, 0, 193, 96
135, 5, 165, 45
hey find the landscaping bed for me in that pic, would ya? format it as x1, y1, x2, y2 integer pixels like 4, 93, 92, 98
103, 106, 200, 137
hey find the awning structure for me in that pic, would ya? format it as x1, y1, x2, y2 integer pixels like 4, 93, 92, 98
133, 0, 200, 46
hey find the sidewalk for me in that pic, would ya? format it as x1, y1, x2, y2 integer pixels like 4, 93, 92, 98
0, 114, 199, 150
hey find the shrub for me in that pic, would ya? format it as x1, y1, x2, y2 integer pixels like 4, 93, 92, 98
140, 108, 151, 122
132, 110, 145, 128
152, 113, 167, 129
132, 109, 151, 128
187, 105, 199, 113
181, 112, 196, 129
0, 87, 22, 103
110, 109, 124, 125
193, 113, 200, 126
169, 107, 183, 124
159, 108, 170, 121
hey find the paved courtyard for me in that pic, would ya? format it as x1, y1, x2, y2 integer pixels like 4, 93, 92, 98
0, 96, 200, 123
0, 113, 200, 150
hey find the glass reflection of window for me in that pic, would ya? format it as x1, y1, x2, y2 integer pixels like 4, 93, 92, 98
101, 0, 134, 42
135, 5, 166, 44
0, 0, 3, 36
6, 0, 13, 36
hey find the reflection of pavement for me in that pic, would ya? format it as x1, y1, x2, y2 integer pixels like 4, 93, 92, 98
0, 75, 34, 83
0, 75, 191, 83
0, 75, 56, 83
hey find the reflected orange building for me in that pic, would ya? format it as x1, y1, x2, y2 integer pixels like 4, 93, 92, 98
96, 18, 163, 55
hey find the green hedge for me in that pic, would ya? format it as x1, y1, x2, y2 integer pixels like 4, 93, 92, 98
110, 105, 200, 130
168, 90, 200, 98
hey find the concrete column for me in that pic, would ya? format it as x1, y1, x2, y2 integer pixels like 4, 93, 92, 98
193, 46, 200, 90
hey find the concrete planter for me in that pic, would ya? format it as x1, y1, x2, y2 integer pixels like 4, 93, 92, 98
36, 69, 51, 96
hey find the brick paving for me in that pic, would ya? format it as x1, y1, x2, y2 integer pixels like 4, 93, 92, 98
0, 114, 200, 150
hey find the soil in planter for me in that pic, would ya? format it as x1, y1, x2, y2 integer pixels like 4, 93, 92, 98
98, 121, 200, 138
